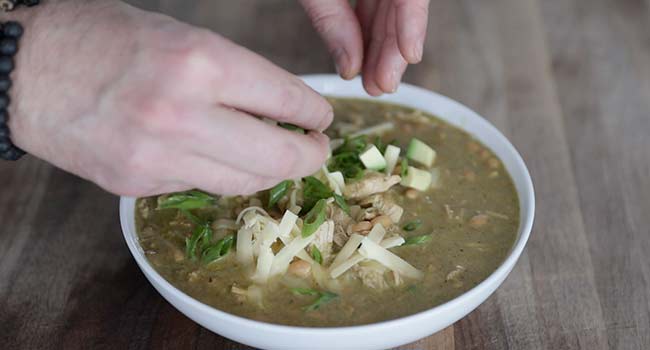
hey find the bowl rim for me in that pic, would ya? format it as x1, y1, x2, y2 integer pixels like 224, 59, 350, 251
119, 74, 535, 335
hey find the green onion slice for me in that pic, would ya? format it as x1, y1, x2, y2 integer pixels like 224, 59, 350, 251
302, 199, 327, 237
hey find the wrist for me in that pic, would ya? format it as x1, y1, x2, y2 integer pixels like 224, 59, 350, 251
2, 0, 127, 158
1, 1, 59, 155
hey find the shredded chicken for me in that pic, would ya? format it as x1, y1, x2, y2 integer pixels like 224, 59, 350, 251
356, 207, 380, 221
333, 227, 348, 247
231, 284, 264, 306
329, 204, 352, 226
445, 265, 466, 288
344, 172, 401, 199
329, 205, 354, 247
356, 261, 389, 289
232, 285, 248, 302
359, 194, 404, 223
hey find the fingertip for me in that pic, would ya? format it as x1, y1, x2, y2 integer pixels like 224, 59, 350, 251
334, 48, 360, 80
364, 80, 384, 96
308, 131, 331, 151
300, 0, 363, 80
375, 61, 406, 94
397, 34, 424, 64
362, 69, 383, 96
302, 131, 331, 174
315, 103, 334, 132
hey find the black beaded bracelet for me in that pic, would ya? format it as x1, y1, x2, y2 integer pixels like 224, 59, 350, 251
0, 21, 24, 160
0, 0, 39, 160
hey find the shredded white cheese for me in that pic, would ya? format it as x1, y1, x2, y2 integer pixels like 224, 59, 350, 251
329, 225, 387, 278
278, 210, 298, 239
251, 246, 274, 284
349, 122, 395, 138
367, 223, 387, 242
321, 165, 346, 195
236, 206, 270, 225
379, 236, 406, 248
236, 227, 254, 265
269, 233, 316, 276
329, 234, 364, 271
384, 145, 401, 175
358, 238, 423, 279
330, 253, 365, 278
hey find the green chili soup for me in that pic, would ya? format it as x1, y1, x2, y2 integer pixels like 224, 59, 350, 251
135, 98, 519, 327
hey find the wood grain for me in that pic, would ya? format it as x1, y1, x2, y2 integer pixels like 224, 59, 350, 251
1, 0, 649, 349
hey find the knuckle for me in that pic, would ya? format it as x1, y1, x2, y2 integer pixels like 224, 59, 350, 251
164, 47, 205, 79
127, 97, 185, 136
159, 42, 223, 84
396, 0, 429, 19
308, 8, 343, 35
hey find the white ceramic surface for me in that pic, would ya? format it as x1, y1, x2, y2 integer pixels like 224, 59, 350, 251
120, 75, 535, 350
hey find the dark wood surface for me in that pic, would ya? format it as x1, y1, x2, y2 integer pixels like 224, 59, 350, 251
2, 0, 650, 349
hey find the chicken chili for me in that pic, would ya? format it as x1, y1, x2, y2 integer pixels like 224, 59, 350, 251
135, 98, 519, 327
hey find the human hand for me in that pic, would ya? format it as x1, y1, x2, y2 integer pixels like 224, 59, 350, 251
6, 1, 332, 197
300, 0, 430, 95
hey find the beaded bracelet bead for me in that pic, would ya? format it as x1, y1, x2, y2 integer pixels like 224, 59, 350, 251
0, 0, 39, 160
1, 0, 40, 12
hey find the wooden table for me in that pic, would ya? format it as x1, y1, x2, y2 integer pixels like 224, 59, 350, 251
2, 0, 649, 349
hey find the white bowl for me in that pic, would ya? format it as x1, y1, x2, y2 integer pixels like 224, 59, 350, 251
120, 74, 535, 350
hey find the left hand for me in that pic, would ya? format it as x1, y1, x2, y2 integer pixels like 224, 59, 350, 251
300, 0, 430, 96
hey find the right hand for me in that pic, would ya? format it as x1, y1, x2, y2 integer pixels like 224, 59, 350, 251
7, 1, 333, 197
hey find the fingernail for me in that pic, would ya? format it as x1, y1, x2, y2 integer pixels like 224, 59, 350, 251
390, 67, 400, 93
333, 48, 351, 79
413, 38, 424, 62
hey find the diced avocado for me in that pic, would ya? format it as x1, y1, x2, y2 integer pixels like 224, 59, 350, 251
401, 166, 432, 191
359, 145, 387, 171
406, 138, 436, 167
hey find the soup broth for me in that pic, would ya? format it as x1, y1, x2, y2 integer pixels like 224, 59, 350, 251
135, 98, 519, 327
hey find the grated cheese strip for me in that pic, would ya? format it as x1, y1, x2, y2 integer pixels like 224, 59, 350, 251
367, 223, 387, 242
330, 253, 365, 278
236, 206, 270, 225
380, 236, 406, 248
329, 225, 386, 278
329, 234, 364, 271
251, 246, 274, 283
278, 210, 298, 239
270, 233, 316, 276
236, 227, 254, 265
349, 122, 395, 138
329, 235, 404, 278
358, 237, 423, 279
